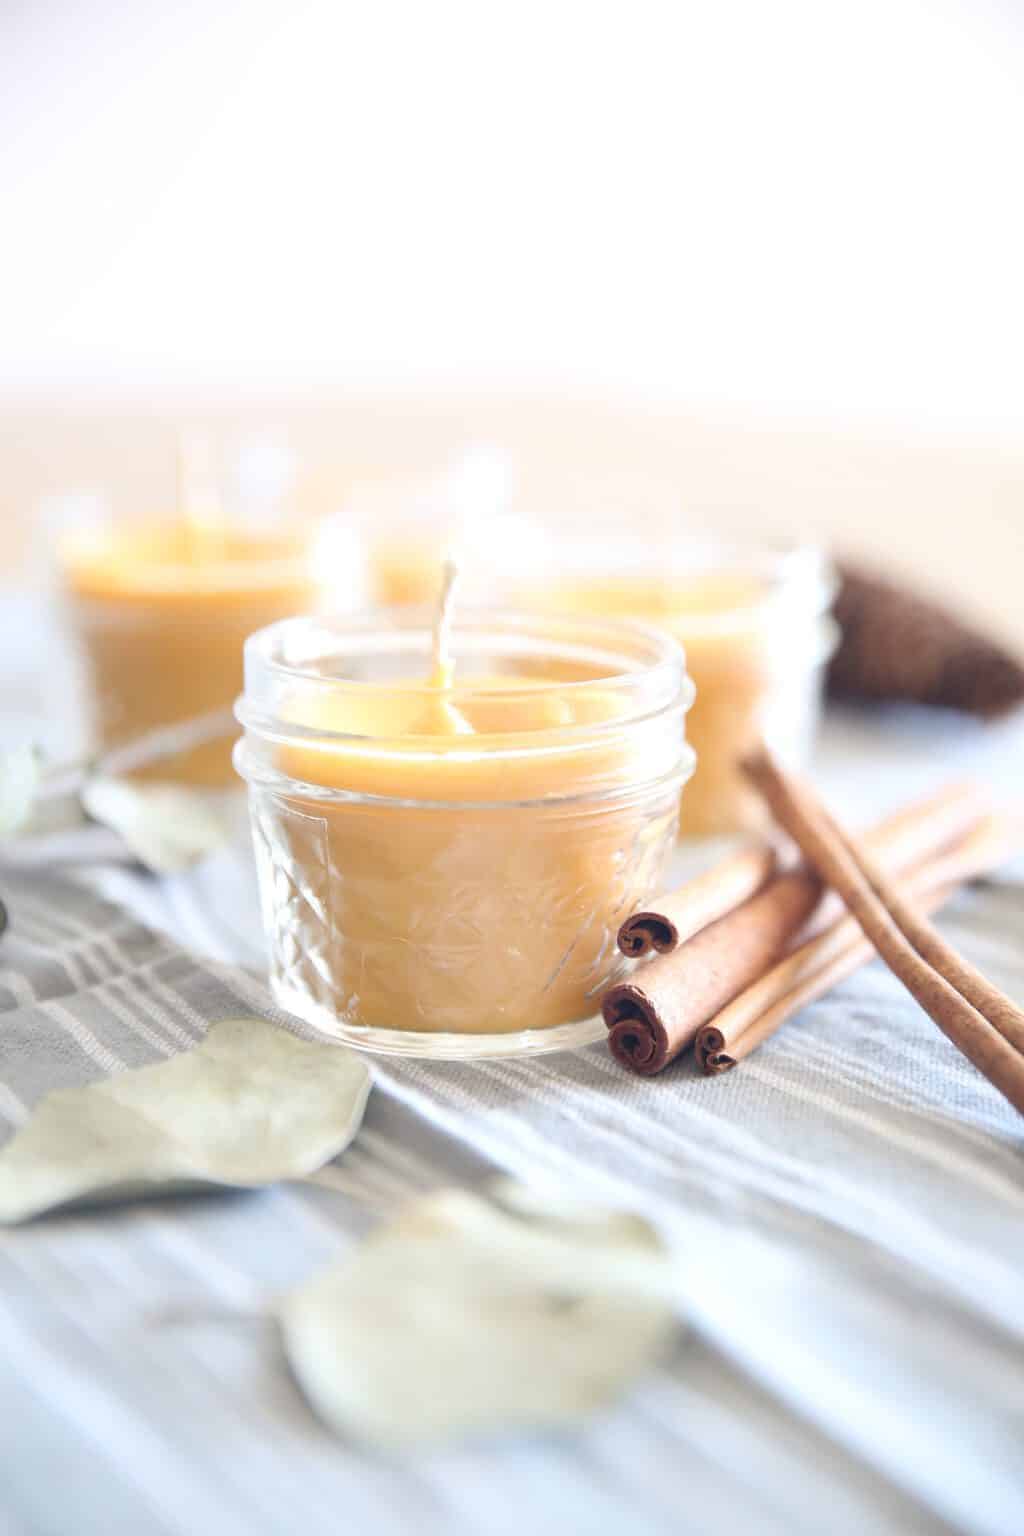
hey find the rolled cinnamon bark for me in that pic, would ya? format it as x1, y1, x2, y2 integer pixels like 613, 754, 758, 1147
603, 780, 990, 1077
604, 870, 820, 1074
617, 845, 777, 957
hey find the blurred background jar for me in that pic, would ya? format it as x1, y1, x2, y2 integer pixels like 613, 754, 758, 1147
517, 534, 837, 838
49, 430, 362, 785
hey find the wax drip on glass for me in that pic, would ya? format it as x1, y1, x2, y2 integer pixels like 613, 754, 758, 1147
417, 558, 474, 735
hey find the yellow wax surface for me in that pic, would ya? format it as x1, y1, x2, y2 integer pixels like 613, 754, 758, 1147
279, 672, 631, 802
62, 521, 316, 784
262, 667, 679, 1035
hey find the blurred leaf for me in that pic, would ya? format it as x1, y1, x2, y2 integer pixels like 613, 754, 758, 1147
0, 1017, 372, 1222
81, 776, 231, 874
281, 1179, 679, 1447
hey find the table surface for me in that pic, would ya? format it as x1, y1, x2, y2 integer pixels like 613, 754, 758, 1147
1, 633, 1023, 1536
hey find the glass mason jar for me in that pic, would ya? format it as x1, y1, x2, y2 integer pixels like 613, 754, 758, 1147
235, 612, 696, 1058
518, 537, 837, 838
52, 500, 324, 786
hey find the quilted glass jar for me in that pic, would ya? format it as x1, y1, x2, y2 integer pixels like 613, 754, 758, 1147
55, 509, 318, 786
235, 612, 695, 1058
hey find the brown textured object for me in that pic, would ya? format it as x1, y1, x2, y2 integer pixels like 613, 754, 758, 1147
616, 845, 777, 958
828, 563, 1024, 717
604, 871, 819, 1076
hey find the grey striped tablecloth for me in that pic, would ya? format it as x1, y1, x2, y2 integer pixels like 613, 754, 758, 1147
2, 707, 1023, 1536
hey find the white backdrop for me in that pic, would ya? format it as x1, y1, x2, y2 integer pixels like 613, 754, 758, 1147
2, 0, 1023, 429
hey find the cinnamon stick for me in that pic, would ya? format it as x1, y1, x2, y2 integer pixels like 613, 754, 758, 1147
696, 817, 1018, 1073
741, 749, 1024, 1117
605, 870, 819, 1074
603, 780, 988, 1076
617, 845, 777, 957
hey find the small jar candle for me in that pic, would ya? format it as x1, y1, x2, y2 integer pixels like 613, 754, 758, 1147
520, 537, 837, 837
56, 511, 320, 785
235, 612, 695, 1057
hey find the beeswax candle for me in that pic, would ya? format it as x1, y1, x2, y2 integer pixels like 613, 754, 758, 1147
236, 607, 694, 1056
59, 519, 317, 785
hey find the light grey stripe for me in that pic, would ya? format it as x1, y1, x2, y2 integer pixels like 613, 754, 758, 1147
299, 1165, 386, 1206
137, 968, 210, 1041
10, 898, 110, 986
37, 996, 126, 1074
101, 971, 196, 1052
80, 975, 180, 1059
740, 1058, 1024, 1207
8, 897, 92, 958
190, 957, 283, 1023
771, 1029, 1022, 1148
137, 1215, 264, 1308
358, 1125, 449, 1190
18, 892, 190, 1014
575, 1045, 1022, 1255
632, 1374, 943, 1536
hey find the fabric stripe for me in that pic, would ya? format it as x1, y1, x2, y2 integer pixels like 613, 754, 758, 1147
37, 996, 126, 1074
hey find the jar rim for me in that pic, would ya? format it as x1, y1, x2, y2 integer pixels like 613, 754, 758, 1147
236, 610, 694, 807
240, 607, 690, 712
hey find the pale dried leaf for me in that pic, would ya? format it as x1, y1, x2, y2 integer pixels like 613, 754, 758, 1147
81, 776, 231, 873
281, 1179, 679, 1447
0, 1017, 372, 1222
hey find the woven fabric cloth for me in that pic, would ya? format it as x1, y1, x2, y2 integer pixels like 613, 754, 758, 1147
1, 710, 1023, 1536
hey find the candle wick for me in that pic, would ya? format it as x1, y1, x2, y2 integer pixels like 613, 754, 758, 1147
431, 558, 460, 689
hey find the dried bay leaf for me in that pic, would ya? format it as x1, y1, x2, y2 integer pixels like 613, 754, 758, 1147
281, 1179, 679, 1447
80, 776, 232, 874
0, 1017, 372, 1222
